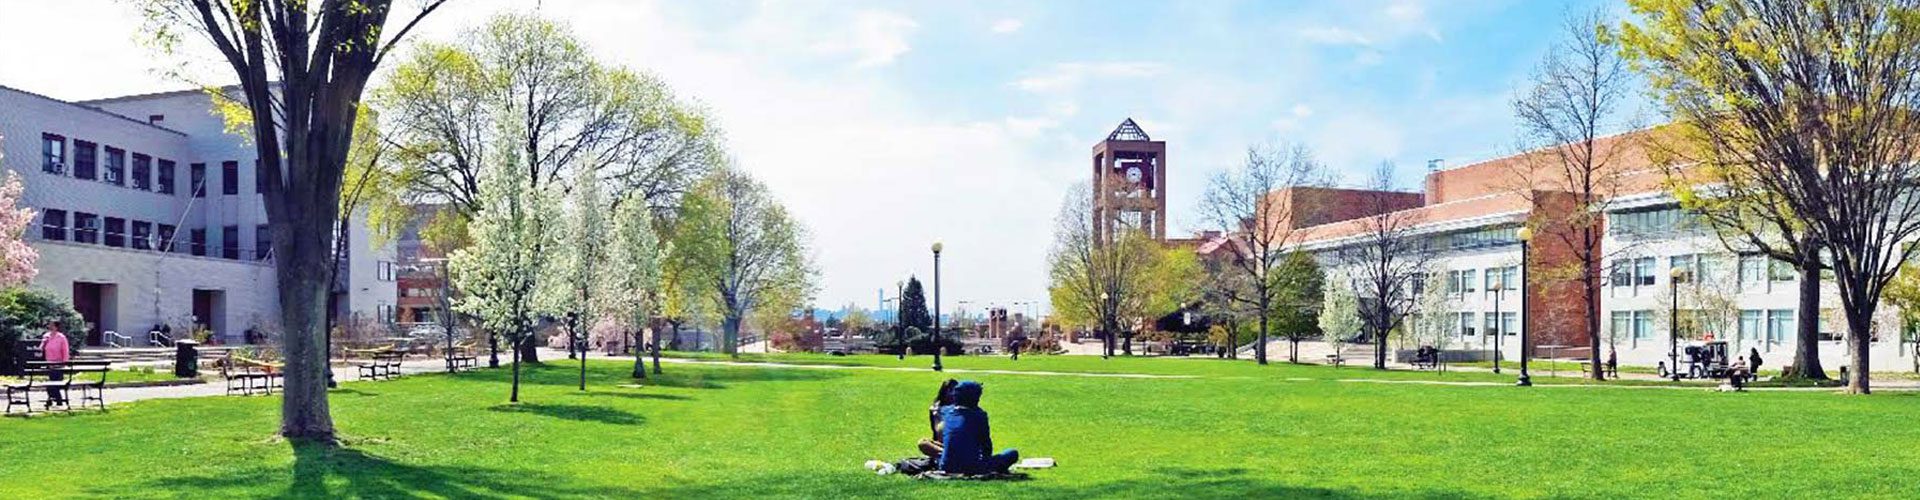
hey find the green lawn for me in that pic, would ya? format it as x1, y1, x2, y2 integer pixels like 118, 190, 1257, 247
4, 353, 1919, 499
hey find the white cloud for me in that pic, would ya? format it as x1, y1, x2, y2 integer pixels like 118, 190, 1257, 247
1297, 26, 1372, 46
1012, 61, 1167, 93
990, 18, 1024, 34
814, 10, 920, 68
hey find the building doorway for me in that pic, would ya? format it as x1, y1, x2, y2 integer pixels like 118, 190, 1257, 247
192, 289, 226, 342
72, 282, 114, 346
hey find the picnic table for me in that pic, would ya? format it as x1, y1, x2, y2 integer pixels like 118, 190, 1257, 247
7, 361, 111, 413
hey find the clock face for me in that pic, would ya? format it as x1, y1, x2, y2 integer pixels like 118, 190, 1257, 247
1124, 166, 1144, 184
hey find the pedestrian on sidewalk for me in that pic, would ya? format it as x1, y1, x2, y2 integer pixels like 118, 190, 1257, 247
39, 320, 71, 407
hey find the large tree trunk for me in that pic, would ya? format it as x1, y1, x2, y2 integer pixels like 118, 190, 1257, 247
488, 332, 500, 368
1790, 248, 1828, 379
723, 315, 742, 356
519, 332, 541, 363
1256, 313, 1269, 365
1847, 319, 1872, 395
277, 239, 335, 442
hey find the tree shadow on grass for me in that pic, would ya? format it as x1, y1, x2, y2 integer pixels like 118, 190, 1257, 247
567, 390, 692, 402
96, 442, 646, 499
454, 362, 849, 391
487, 402, 646, 425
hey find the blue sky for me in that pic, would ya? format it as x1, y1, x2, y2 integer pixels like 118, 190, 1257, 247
0, 0, 1631, 317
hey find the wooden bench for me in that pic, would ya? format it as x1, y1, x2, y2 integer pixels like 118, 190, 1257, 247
4, 370, 41, 414
222, 355, 283, 395
349, 347, 396, 380
445, 343, 478, 372
1325, 353, 1345, 367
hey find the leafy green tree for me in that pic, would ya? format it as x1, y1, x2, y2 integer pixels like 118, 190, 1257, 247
136, 0, 446, 443
1268, 251, 1325, 363
671, 168, 816, 356
1619, 0, 1920, 393
0, 289, 83, 375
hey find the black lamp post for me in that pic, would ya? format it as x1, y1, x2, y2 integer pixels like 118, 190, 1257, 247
1099, 292, 1111, 359
895, 280, 905, 360
932, 242, 944, 372
1516, 227, 1533, 387
1491, 282, 1503, 375
1669, 266, 1685, 382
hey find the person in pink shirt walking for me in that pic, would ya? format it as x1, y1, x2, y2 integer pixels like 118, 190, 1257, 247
38, 320, 70, 407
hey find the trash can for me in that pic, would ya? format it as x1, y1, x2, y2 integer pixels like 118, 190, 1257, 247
175, 340, 199, 378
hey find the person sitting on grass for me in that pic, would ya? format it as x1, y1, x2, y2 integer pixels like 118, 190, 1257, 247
869, 380, 1020, 476
917, 379, 958, 458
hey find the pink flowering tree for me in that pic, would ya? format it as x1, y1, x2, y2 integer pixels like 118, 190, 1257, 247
0, 143, 39, 287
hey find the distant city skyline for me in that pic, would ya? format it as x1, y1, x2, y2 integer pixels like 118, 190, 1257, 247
0, 0, 1629, 312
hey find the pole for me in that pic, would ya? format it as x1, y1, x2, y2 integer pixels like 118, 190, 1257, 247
1517, 242, 1532, 386
932, 245, 944, 372
1670, 274, 1681, 382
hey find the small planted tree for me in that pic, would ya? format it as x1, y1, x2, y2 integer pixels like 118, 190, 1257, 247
450, 121, 558, 403
606, 193, 663, 378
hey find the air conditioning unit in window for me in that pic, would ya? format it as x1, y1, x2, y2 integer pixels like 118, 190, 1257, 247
104, 171, 121, 184
44, 163, 67, 175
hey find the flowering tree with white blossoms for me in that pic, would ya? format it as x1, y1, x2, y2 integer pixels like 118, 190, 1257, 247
604, 192, 663, 378
539, 162, 611, 391
450, 125, 557, 404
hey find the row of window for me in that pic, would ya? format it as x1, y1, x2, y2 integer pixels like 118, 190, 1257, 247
1441, 266, 1521, 296
1446, 311, 1519, 337
41, 133, 267, 197
1610, 207, 1704, 238
1609, 309, 1797, 343
1608, 253, 1798, 291
40, 208, 271, 261
1432, 226, 1520, 251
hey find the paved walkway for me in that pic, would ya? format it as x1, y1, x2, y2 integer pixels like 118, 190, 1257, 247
74, 347, 1920, 409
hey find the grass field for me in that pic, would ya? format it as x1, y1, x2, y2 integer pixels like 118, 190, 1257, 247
4, 353, 1919, 499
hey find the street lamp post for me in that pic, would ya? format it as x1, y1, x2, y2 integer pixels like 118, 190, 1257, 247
1099, 292, 1111, 359
1669, 266, 1685, 382
1516, 227, 1533, 387
932, 242, 944, 372
896, 280, 906, 360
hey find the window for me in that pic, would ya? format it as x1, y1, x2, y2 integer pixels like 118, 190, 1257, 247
255, 160, 267, 193
1610, 260, 1633, 288
131, 154, 152, 190
1738, 254, 1765, 289
74, 213, 100, 244
157, 160, 176, 194
221, 161, 239, 195
1443, 226, 1520, 250
158, 224, 177, 252
103, 147, 126, 186
1632, 310, 1654, 340
1766, 309, 1795, 344
1502, 312, 1518, 337
131, 221, 152, 250
41, 134, 65, 174
1409, 272, 1427, 296
377, 303, 396, 324
1500, 266, 1518, 292
1462, 269, 1477, 293
222, 225, 240, 259
1738, 310, 1762, 343
73, 140, 97, 180
1611, 311, 1631, 341
41, 209, 67, 241
255, 224, 272, 261
1445, 271, 1461, 294
1634, 257, 1657, 287
1611, 206, 1702, 237
190, 163, 207, 198
1458, 312, 1476, 337
1669, 254, 1698, 283
1769, 257, 1796, 282
190, 228, 207, 256
378, 261, 396, 281
1483, 270, 1498, 297
1484, 313, 1500, 337
104, 217, 127, 247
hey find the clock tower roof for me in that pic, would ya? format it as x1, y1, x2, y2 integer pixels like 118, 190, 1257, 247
1106, 118, 1151, 142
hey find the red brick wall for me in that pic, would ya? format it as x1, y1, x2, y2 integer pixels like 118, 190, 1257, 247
1522, 190, 1598, 355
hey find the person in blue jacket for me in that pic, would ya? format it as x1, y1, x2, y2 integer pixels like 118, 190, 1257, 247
868, 380, 1019, 476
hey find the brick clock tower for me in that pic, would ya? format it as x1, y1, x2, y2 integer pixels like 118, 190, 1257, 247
1092, 118, 1168, 242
